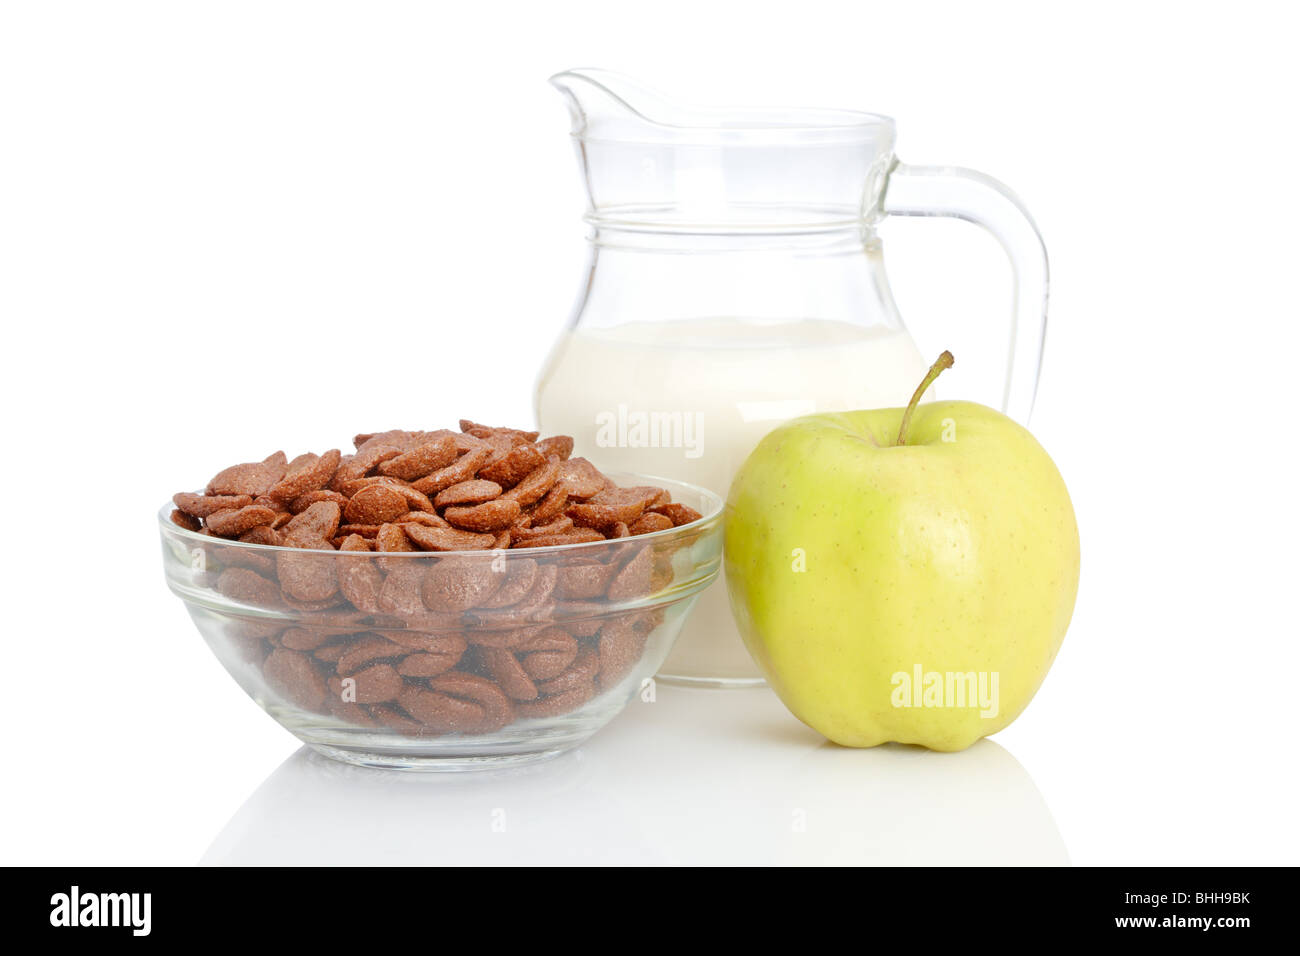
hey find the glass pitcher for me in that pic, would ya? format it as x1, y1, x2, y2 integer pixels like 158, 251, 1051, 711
535, 69, 1048, 686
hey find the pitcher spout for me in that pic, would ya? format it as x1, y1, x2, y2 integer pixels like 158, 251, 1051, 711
549, 68, 684, 142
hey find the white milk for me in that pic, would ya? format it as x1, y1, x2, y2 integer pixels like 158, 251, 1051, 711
535, 317, 930, 683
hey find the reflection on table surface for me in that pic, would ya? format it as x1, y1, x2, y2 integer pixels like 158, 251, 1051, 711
203, 685, 1067, 865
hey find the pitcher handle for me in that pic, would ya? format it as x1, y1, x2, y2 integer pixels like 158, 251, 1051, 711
881, 161, 1049, 424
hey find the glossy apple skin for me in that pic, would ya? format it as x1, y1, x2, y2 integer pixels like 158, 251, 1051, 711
724, 401, 1079, 752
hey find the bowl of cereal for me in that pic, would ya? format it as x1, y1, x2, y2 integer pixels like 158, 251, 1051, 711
160, 423, 722, 770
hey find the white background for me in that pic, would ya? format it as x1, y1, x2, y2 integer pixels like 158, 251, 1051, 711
2, 0, 1297, 865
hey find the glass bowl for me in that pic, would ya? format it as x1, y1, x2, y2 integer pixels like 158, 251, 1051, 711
160, 474, 722, 770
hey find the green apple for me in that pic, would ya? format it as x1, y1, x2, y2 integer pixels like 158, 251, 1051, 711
724, 353, 1079, 752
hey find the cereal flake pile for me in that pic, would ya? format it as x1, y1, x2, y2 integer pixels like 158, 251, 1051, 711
172, 421, 701, 552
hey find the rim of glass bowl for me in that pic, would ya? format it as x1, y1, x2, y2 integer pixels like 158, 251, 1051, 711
157, 472, 724, 559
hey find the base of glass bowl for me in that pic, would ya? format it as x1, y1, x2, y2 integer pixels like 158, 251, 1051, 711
281, 711, 604, 773
307, 742, 577, 772
656, 672, 767, 689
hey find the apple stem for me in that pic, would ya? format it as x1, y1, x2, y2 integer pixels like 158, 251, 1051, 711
895, 351, 954, 446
